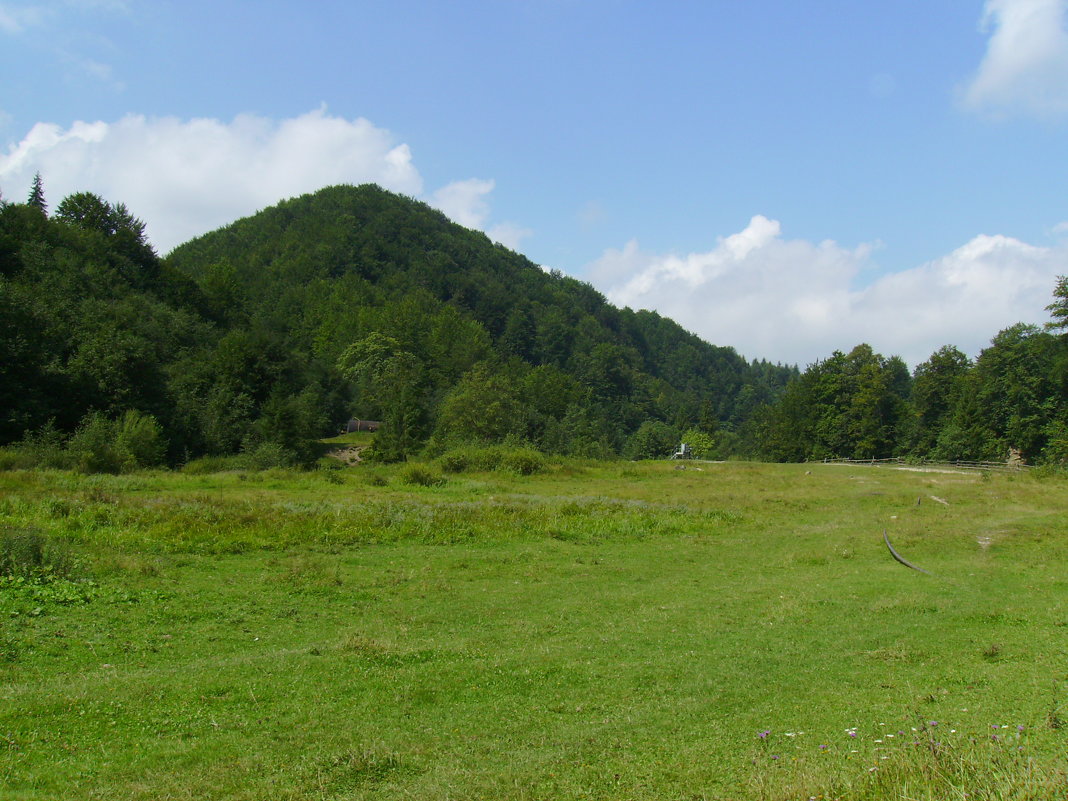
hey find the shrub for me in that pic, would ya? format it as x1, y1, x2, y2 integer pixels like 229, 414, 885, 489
399, 463, 445, 487
181, 454, 251, 474
624, 421, 679, 460
66, 410, 167, 473
436, 445, 546, 475
499, 447, 546, 475
115, 410, 166, 469
244, 442, 298, 470
68, 412, 124, 474
437, 450, 471, 474
679, 428, 716, 459
13, 420, 71, 469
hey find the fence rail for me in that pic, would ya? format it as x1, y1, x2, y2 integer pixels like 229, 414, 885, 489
818, 456, 1029, 472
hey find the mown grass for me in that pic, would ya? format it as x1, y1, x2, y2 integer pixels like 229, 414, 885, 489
1, 460, 1067, 799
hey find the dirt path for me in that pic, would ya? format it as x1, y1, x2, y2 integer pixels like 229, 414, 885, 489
328, 446, 366, 465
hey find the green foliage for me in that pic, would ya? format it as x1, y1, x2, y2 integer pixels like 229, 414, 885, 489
437, 444, 546, 475
624, 420, 679, 460
1045, 274, 1068, 332
0, 181, 804, 466
27, 172, 46, 214
499, 447, 546, 475
0, 527, 77, 581
242, 441, 299, 470
905, 345, 972, 455
13, 420, 71, 469
432, 362, 526, 446
180, 454, 250, 474
338, 333, 427, 461
67, 412, 125, 474
115, 409, 166, 468
755, 344, 910, 461
679, 427, 716, 458
67, 410, 167, 474
397, 462, 445, 487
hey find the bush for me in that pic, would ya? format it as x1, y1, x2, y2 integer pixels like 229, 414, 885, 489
436, 445, 546, 475
181, 454, 251, 474
115, 410, 166, 469
437, 450, 470, 473
244, 442, 299, 470
679, 428, 716, 459
67, 410, 168, 473
499, 448, 546, 475
12, 420, 71, 469
68, 412, 124, 474
624, 421, 679, 461
398, 463, 445, 487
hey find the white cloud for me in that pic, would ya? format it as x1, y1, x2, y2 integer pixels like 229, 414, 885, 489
0, 109, 422, 251
487, 221, 533, 251
430, 178, 494, 228
429, 177, 531, 249
0, 108, 528, 253
590, 217, 1066, 368
962, 0, 1068, 116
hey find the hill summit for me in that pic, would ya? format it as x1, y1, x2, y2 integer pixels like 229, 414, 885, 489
1, 182, 793, 463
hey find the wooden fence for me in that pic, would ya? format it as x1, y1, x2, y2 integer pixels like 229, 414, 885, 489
818, 456, 1029, 472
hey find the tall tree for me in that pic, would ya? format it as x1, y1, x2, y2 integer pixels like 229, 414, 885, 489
1046, 275, 1068, 333
27, 172, 46, 215
338, 333, 427, 461
905, 345, 971, 456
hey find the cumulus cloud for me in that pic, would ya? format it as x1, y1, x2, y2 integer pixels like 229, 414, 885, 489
0, 109, 421, 250
590, 217, 1065, 368
962, 0, 1068, 116
428, 177, 530, 250
430, 178, 494, 228
0, 108, 525, 252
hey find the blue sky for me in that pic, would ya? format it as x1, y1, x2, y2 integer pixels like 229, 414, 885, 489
3, 0, 1068, 367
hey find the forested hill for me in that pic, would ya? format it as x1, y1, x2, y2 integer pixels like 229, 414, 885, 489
0, 182, 794, 465
165, 184, 795, 459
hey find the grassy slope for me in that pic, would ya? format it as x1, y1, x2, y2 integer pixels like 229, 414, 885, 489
1, 461, 1067, 799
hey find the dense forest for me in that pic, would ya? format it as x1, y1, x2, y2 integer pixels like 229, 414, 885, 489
1, 179, 1066, 470
0, 180, 792, 468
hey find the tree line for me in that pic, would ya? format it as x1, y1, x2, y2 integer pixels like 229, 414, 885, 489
3, 178, 1064, 469
750, 311, 1068, 465
0, 180, 793, 469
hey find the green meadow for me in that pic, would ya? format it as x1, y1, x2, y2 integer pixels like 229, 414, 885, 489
2, 460, 1067, 800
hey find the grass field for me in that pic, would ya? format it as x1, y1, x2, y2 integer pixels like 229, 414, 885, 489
1, 459, 1067, 799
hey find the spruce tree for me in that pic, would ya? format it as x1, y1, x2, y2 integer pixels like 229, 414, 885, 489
27, 172, 46, 215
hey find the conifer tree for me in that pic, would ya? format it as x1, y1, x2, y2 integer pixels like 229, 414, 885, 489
27, 172, 46, 215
